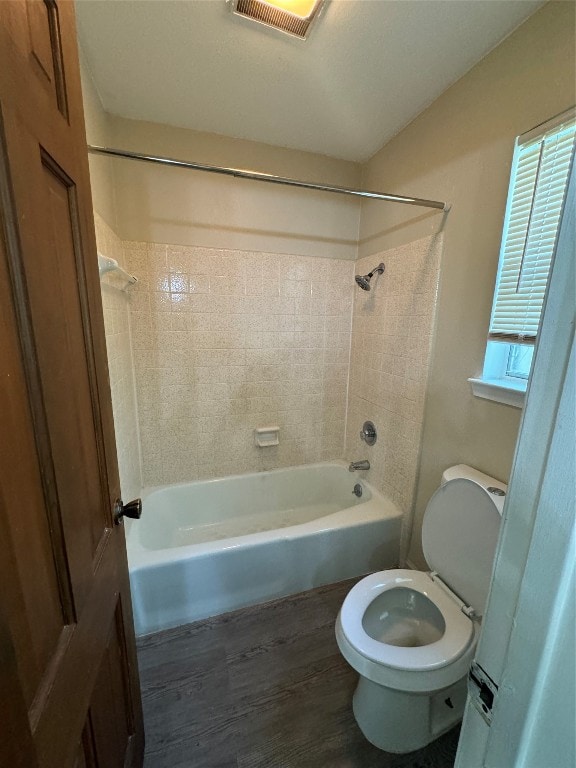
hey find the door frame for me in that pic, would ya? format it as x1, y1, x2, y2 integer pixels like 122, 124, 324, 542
455, 160, 575, 765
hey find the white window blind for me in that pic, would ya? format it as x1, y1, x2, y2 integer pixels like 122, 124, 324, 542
488, 111, 575, 345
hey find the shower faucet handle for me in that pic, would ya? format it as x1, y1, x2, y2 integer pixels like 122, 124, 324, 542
359, 420, 377, 446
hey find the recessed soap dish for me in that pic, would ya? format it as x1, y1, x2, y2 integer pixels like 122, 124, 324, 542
254, 426, 279, 447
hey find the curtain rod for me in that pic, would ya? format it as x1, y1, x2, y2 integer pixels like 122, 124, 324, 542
87, 145, 449, 211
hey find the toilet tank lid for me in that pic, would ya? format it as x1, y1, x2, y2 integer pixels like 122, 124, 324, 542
441, 465, 507, 515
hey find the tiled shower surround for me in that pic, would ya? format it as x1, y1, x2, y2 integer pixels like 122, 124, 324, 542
123, 244, 354, 485
94, 214, 141, 501
97, 223, 441, 520
345, 235, 442, 550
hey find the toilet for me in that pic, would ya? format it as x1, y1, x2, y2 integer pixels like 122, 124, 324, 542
336, 464, 506, 754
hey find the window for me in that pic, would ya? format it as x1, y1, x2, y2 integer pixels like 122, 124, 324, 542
470, 109, 575, 408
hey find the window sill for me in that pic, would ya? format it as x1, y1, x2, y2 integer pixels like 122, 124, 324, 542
468, 377, 526, 409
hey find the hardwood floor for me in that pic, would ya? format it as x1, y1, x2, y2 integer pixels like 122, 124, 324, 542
137, 579, 460, 767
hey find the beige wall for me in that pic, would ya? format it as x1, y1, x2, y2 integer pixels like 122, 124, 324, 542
123, 241, 353, 486
94, 213, 142, 501
358, 1, 576, 567
81, 56, 141, 499
79, 50, 359, 491
79, 50, 118, 230
345, 235, 442, 560
109, 116, 361, 260
80, 49, 361, 261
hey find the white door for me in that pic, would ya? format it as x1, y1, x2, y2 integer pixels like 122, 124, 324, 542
455, 163, 575, 767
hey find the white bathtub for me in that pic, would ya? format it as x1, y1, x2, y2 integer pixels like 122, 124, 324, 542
126, 462, 402, 636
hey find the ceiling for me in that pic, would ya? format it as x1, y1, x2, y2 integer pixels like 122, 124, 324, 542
76, 0, 545, 162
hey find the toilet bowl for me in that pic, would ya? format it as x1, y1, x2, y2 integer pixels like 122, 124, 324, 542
336, 465, 506, 754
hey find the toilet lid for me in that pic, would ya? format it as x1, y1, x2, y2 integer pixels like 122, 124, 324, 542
422, 479, 502, 613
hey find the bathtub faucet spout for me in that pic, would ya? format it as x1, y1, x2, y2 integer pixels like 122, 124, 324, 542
349, 460, 370, 472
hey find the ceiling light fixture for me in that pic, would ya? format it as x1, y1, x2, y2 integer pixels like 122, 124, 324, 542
229, 0, 325, 40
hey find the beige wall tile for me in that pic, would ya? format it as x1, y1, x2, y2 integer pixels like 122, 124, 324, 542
95, 212, 142, 501
345, 235, 442, 558
126, 243, 354, 485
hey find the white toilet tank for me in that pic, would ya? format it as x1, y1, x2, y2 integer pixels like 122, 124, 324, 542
423, 465, 508, 615
441, 464, 507, 510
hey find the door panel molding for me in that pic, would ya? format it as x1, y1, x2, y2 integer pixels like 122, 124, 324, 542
0, 108, 77, 625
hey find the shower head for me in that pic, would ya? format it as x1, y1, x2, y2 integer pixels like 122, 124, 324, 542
354, 262, 385, 291
355, 275, 371, 291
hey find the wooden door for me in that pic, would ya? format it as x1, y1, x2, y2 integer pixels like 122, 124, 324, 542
0, 2, 144, 767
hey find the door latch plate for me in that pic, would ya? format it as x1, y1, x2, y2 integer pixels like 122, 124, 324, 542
468, 661, 498, 725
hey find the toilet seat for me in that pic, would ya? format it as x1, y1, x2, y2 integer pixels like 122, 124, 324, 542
339, 569, 474, 671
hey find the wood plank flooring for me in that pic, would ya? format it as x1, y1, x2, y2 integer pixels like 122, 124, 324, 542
137, 579, 460, 767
